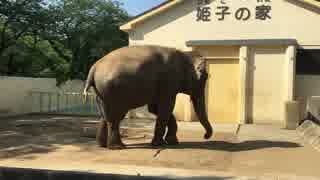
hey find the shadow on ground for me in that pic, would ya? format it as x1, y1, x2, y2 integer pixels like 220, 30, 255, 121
0, 115, 302, 160
0, 115, 97, 159
125, 140, 301, 152
0, 166, 236, 180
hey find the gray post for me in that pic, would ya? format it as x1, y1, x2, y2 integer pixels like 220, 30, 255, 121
57, 93, 60, 113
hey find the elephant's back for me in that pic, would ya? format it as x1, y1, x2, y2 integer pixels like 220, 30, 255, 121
93, 46, 171, 107
101, 45, 176, 64
94, 45, 180, 81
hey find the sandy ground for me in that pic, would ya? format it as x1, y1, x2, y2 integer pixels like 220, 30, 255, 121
0, 115, 320, 179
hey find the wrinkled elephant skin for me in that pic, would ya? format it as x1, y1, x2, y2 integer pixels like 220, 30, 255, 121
83, 45, 213, 150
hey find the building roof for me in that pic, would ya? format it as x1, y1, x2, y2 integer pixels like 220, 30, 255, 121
128, 0, 174, 22
294, 0, 320, 8
120, 0, 183, 32
120, 0, 320, 32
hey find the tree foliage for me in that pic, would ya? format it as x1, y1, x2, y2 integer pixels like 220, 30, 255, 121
0, 0, 129, 85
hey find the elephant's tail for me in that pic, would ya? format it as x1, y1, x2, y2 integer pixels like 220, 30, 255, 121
83, 63, 96, 104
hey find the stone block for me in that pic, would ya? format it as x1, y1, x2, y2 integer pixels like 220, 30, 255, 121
284, 101, 300, 130
296, 120, 320, 152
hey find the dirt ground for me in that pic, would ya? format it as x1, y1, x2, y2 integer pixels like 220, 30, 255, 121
0, 115, 320, 179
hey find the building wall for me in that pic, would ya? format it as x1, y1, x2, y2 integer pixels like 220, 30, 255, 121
296, 75, 320, 97
126, 0, 320, 123
248, 46, 288, 124
129, 0, 320, 50
295, 75, 320, 120
0, 76, 85, 117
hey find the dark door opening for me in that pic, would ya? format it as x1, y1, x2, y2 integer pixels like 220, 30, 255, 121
296, 49, 320, 75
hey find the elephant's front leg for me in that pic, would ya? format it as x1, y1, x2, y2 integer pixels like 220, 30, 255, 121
96, 96, 108, 147
151, 118, 168, 146
151, 96, 176, 147
165, 114, 179, 145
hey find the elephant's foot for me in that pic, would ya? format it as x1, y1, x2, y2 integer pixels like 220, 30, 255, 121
165, 136, 179, 145
97, 138, 107, 148
151, 138, 167, 147
107, 135, 126, 150
108, 143, 126, 150
96, 121, 108, 148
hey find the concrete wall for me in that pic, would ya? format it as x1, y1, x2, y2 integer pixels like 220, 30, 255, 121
296, 75, 320, 97
295, 75, 320, 120
0, 76, 85, 117
129, 0, 320, 49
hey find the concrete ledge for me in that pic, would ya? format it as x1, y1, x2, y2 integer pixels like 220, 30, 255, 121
0, 166, 171, 180
1, 166, 320, 180
296, 120, 320, 152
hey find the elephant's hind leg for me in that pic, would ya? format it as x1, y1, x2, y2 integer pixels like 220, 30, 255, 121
96, 120, 108, 147
96, 96, 108, 147
106, 111, 127, 150
165, 114, 179, 145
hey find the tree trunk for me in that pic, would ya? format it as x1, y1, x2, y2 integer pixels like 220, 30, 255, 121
6, 54, 15, 76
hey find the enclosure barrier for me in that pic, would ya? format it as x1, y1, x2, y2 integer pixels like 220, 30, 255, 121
29, 91, 98, 116
29, 91, 155, 119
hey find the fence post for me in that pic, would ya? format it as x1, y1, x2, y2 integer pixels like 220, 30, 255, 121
48, 93, 52, 112
57, 93, 60, 113
91, 95, 94, 113
30, 92, 34, 113
30, 91, 99, 115
79, 94, 85, 114
66, 93, 69, 113
39, 92, 43, 113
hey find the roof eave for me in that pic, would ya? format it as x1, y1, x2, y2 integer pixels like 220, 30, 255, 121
294, 0, 320, 8
120, 0, 184, 32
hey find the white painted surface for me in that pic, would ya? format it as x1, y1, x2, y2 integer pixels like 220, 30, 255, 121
239, 46, 249, 124
249, 47, 287, 124
0, 76, 84, 116
286, 46, 297, 101
293, 76, 320, 121
129, 0, 320, 50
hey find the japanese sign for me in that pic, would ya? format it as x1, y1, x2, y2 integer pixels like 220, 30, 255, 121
196, 0, 272, 22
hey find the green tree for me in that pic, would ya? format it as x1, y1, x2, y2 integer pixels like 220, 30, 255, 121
0, 0, 56, 76
0, 0, 47, 56
0, 0, 129, 84
43, 0, 129, 83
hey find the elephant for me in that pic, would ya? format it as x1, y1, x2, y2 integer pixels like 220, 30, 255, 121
83, 45, 213, 150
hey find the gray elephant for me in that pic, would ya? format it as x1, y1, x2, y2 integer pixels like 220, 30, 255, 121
83, 45, 213, 150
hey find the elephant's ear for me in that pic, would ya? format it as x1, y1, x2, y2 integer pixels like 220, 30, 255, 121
196, 58, 208, 80
189, 52, 207, 81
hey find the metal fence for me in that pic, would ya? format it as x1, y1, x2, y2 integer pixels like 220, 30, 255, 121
29, 91, 99, 116
29, 91, 155, 119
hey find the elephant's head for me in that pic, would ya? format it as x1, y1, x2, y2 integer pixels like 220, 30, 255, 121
183, 51, 213, 140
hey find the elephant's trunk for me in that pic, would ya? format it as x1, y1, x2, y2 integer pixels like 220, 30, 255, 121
191, 92, 213, 139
